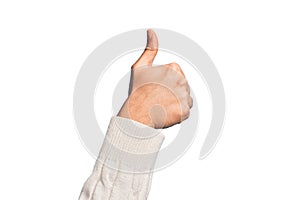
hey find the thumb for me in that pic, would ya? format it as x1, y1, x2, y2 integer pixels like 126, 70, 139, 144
132, 29, 158, 69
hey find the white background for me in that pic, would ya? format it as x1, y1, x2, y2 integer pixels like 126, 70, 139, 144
0, 0, 300, 199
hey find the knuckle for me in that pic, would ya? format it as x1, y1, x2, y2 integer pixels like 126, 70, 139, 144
182, 105, 190, 115
169, 62, 182, 72
186, 109, 190, 118
170, 62, 180, 67
189, 97, 193, 108
177, 77, 187, 86
181, 108, 190, 121
185, 84, 190, 93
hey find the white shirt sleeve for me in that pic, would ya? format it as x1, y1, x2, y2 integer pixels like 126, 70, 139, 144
79, 116, 165, 200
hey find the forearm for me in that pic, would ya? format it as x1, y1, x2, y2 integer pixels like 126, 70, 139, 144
79, 116, 164, 200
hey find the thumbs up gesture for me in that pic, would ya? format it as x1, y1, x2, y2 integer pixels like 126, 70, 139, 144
118, 29, 193, 128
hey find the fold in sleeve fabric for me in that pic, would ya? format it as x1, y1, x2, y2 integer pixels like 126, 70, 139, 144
79, 116, 165, 200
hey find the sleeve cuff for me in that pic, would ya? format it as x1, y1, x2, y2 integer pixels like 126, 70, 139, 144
97, 116, 164, 173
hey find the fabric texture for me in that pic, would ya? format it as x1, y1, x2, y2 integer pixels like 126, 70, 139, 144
79, 116, 164, 200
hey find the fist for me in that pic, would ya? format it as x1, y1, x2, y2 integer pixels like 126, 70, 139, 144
118, 30, 193, 128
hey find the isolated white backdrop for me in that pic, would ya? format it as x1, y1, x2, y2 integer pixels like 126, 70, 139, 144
0, 0, 300, 199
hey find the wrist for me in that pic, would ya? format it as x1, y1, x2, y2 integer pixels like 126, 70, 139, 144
117, 101, 154, 128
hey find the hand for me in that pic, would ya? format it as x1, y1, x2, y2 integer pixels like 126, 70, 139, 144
118, 29, 193, 128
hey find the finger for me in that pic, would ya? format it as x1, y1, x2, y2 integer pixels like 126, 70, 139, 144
132, 29, 158, 69
181, 104, 190, 121
188, 96, 193, 108
186, 84, 190, 94
165, 62, 185, 77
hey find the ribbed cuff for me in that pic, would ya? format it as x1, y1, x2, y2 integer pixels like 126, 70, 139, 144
97, 116, 164, 173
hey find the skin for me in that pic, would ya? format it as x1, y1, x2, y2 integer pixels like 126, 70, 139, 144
118, 29, 193, 128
